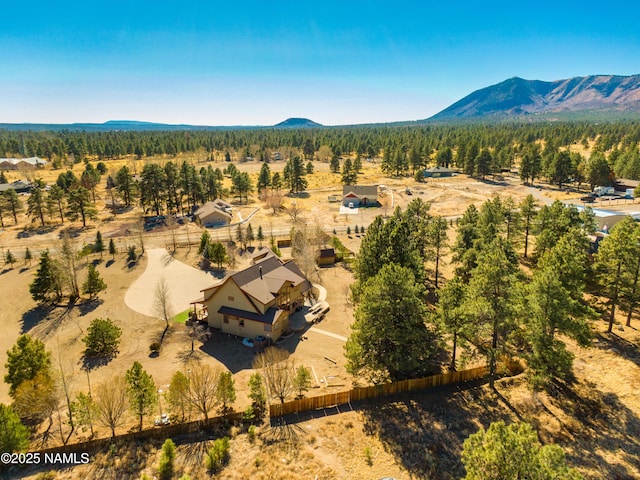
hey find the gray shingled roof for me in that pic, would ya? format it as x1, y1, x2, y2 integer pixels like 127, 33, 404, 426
195, 201, 232, 220
342, 185, 378, 197
231, 256, 311, 305
218, 305, 284, 325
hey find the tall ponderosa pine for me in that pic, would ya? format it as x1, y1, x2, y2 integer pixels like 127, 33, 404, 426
463, 238, 520, 388
256, 162, 271, 191
47, 184, 66, 224
283, 156, 307, 194
140, 163, 167, 215
426, 215, 448, 289
2, 189, 23, 224
66, 186, 97, 227
594, 217, 639, 333
453, 204, 480, 281
524, 234, 593, 389
115, 166, 135, 207
27, 179, 47, 227
519, 194, 538, 258
346, 263, 437, 382
436, 275, 469, 371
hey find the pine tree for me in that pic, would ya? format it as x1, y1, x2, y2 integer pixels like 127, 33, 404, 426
94, 231, 105, 258
0, 404, 31, 453
257, 225, 265, 246
436, 276, 469, 371
256, 162, 271, 191
330, 154, 340, 173
594, 217, 639, 333
462, 421, 583, 480
216, 371, 236, 414
24, 247, 32, 266
82, 264, 107, 299
463, 239, 520, 388
346, 263, 437, 382
4, 250, 16, 268
29, 250, 63, 302
108, 239, 116, 259
246, 224, 255, 247
125, 361, 157, 431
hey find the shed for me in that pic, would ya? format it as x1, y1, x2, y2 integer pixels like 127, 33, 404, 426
423, 166, 455, 178
316, 248, 336, 266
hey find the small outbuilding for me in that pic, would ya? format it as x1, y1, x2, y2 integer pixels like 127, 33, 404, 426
423, 166, 455, 178
316, 248, 336, 266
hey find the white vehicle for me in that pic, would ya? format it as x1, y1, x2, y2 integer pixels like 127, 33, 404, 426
154, 414, 170, 426
593, 186, 615, 197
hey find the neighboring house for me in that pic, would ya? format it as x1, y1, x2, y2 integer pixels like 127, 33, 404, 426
192, 254, 312, 342
0, 180, 32, 193
316, 248, 336, 266
212, 198, 232, 213
342, 185, 378, 207
0, 157, 47, 170
573, 205, 628, 233
194, 201, 233, 227
423, 166, 455, 178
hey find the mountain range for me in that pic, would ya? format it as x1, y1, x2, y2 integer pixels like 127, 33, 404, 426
430, 74, 640, 121
2, 75, 640, 131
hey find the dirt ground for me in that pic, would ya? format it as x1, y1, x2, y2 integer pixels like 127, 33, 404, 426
3, 155, 640, 479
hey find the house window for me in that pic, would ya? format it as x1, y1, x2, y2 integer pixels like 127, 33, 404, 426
228, 296, 234, 301
223, 316, 229, 324
239, 319, 245, 328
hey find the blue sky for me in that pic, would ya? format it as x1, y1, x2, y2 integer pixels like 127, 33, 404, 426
1, 1, 638, 125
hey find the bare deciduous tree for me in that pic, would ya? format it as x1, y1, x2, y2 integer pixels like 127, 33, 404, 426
267, 190, 283, 215
95, 376, 128, 437
188, 323, 211, 353
185, 363, 220, 420
154, 276, 174, 340
252, 347, 296, 404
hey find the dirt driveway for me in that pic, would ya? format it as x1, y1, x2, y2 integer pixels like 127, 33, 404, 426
124, 248, 217, 318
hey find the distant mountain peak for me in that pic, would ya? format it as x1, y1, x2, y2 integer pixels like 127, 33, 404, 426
430, 74, 640, 121
274, 118, 322, 128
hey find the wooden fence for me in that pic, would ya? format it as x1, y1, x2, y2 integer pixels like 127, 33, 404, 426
23, 413, 242, 460
269, 365, 488, 417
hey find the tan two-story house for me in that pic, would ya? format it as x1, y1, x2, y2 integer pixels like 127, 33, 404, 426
192, 253, 311, 342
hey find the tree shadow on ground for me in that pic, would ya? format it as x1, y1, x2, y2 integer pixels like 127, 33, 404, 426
17, 225, 57, 238
198, 330, 255, 373
357, 375, 640, 479
542, 379, 640, 479
82, 439, 154, 480
77, 298, 103, 317
594, 331, 640, 368
105, 259, 115, 268
359, 379, 511, 479
20, 304, 60, 334
81, 354, 115, 371
19, 266, 30, 274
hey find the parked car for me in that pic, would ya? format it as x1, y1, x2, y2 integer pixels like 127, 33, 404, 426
154, 414, 170, 426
